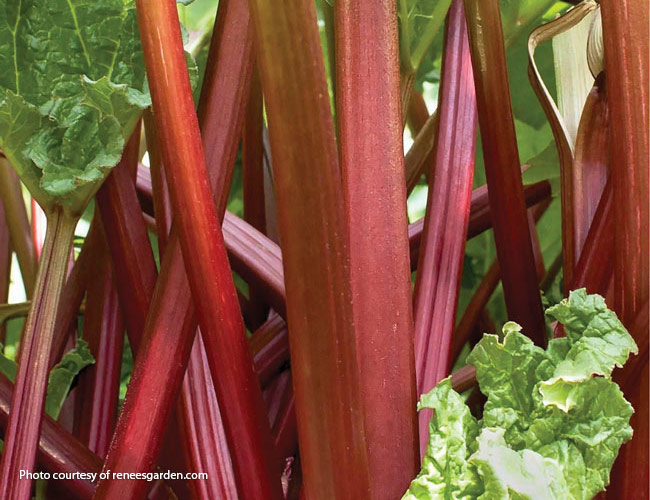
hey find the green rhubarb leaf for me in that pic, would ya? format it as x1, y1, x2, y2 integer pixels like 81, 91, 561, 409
402, 378, 482, 500
0, 340, 95, 420
466, 322, 550, 447
469, 427, 571, 499
537, 378, 633, 499
45, 339, 94, 419
407, 290, 636, 500
0, 0, 150, 214
468, 322, 549, 413
540, 289, 637, 411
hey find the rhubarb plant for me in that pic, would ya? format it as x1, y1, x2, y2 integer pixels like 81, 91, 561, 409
404, 290, 637, 500
0, 0, 645, 499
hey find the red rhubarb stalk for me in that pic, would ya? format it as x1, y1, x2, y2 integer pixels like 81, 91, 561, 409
413, 3, 477, 450
600, 0, 649, 325
0, 208, 79, 500
145, 60, 239, 500
0, 374, 101, 500
97, 1, 281, 499
600, 0, 649, 496
463, 0, 546, 345
335, 2, 418, 494
74, 232, 124, 458
248, 0, 372, 496
146, 112, 237, 500
242, 65, 270, 328
95, 130, 154, 352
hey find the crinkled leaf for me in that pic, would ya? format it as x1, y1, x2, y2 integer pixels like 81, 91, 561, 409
466, 322, 550, 446
541, 289, 637, 410
468, 322, 548, 414
0, 0, 150, 214
45, 339, 94, 419
524, 377, 633, 500
469, 428, 570, 499
408, 290, 636, 500
403, 378, 482, 500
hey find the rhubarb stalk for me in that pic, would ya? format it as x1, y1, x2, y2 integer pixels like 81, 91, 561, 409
248, 0, 372, 496
0, 200, 9, 343
0, 209, 78, 500
600, 0, 649, 496
0, 159, 36, 297
97, 0, 281, 498
74, 232, 124, 458
242, 65, 270, 328
335, 1, 418, 495
463, 0, 546, 344
413, 2, 477, 447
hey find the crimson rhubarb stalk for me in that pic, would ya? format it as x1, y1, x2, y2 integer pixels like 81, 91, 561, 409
600, 0, 649, 326
95, 129, 154, 352
242, 66, 269, 328
0, 209, 78, 499
248, 0, 372, 496
463, 0, 546, 345
412, 0, 477, 453
146, 72, 239, 500
74, 234, 124, 458
335, 2, 418, 495
600, 0, 649, 496
100, 1, 281, 499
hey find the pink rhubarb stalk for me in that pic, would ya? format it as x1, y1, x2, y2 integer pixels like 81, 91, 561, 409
413, 1, 477, 453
